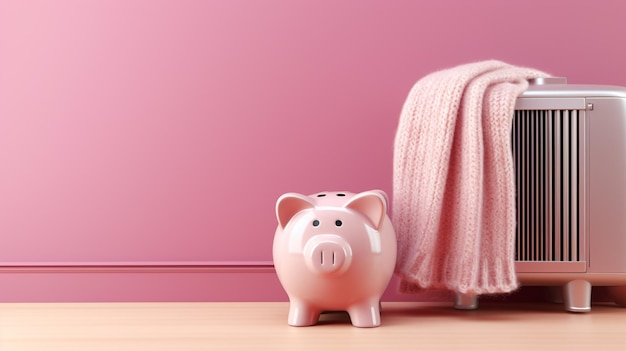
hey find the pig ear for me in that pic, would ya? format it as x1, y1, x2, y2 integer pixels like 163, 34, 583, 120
276, 193, 315, 229
344, 190, 387, 230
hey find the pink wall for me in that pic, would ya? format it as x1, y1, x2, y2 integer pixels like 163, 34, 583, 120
1, 0, 626, 301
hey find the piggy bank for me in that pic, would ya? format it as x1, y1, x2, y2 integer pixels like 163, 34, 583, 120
273, 190, 397, 327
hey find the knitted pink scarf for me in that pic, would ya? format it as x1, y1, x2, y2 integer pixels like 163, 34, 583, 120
393, 60, 549, 295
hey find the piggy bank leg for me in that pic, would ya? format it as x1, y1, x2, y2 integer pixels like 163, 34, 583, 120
347, 298, 381, 328
287, 299, 320, 327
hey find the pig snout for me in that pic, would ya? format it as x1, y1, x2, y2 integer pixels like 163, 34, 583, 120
303, 235, 352, 274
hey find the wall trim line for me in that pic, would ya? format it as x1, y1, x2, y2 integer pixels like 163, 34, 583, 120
0, 261, 276, 273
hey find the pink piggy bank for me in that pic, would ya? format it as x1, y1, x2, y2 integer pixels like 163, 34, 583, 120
273, 190, 397, 327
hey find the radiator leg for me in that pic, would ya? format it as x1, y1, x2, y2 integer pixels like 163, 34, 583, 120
454, 292, 478, 310
563, 279, 591, 312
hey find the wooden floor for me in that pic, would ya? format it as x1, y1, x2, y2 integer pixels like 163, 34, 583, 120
1, 301, 625, 350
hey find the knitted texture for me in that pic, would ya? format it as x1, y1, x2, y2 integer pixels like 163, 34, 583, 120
393, 60, 549, 295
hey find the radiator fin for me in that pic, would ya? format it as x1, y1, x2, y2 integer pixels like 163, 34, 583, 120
512, 109, 581, 262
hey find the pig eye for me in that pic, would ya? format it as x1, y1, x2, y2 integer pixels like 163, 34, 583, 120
335, 220, 343, 227
316, 194, 326, 197
312, 220, 320, 227
336, 193, 346, 197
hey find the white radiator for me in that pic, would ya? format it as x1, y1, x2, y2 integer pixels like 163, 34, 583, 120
455, 77, 626, 312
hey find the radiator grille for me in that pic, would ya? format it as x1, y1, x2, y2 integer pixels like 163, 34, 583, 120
512, 109, 582, 262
